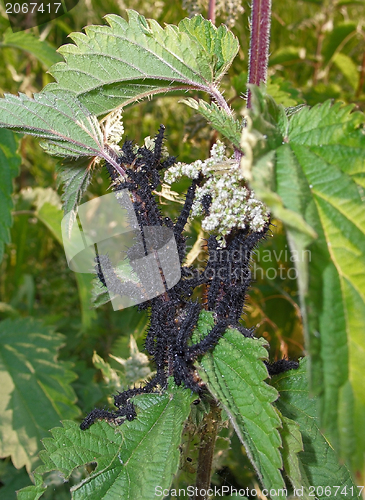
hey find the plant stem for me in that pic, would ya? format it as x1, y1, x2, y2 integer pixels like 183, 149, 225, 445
208, 0, 216, 24
247, 0, 272, 107
102, 145, 127, 178
356, 41, 365, 98
312, 25, 325, 86
12, 210, 34, 216
194, 400, 221, 500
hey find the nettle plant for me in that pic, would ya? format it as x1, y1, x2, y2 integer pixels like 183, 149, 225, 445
0, 2, 364, 499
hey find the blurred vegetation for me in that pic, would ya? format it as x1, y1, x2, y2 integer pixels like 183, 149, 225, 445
0, 0, 364, 497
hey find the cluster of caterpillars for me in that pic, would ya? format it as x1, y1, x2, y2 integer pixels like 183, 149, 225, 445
80, 126, 297, 430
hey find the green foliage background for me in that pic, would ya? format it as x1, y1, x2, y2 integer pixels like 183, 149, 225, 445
0, 0, 364, 498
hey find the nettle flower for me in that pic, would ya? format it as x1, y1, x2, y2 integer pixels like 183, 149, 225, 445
164, 141, 269, 246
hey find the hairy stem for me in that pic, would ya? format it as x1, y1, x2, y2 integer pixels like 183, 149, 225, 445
247, 0, 272, 107
194, 400, 222, 500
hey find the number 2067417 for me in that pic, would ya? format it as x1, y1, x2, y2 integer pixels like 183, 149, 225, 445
5, 2, 61, 14
308, 486, 364, 497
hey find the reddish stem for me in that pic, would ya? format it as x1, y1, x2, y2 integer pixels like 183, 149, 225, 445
247, 0, 272, 107
208, 0, 216, 24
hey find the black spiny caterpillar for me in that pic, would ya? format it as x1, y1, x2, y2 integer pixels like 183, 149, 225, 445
80, 126, 297, 430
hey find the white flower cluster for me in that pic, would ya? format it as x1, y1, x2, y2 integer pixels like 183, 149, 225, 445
102, 109, 124, 154
164, 141, 269, 246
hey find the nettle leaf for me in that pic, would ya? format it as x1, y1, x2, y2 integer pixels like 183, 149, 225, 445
0, 91, 104, 159
178, 15, 238, 80
196, 312, 286, 496
0, 91, 125, 225
54, 156, 97, 251
266, 77, 302, 107
17, 474, 45, 500
0, 318, 79, 472
272, 359, 358, 499
20, 383, 194, 500
1, 29, 62, 68
55, 157, 94, 215
244, 90, 365, 467
182, 98, 242, 149
277, 413, 311, 500
44, 10, 239, 116
0, 129, 21, 263
274, 100, 365, 466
